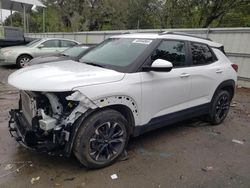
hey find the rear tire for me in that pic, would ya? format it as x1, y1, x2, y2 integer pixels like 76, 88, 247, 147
73, 109, 129, 169
208, 90, 231, 125
16, 55, 32, 68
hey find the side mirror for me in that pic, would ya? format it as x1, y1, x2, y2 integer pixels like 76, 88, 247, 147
142, 59, 173, 72
38, 44, 44, 49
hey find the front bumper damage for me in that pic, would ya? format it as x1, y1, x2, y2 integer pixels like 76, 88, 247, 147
9, 109, 66, 155
9, 109, 34, 150
8, 91, 98, 157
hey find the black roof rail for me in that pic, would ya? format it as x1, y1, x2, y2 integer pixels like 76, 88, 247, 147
159, 31, 212, 41
121, 31, 131, 34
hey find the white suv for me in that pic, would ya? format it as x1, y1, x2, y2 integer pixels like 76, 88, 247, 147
8, 32, 238, 168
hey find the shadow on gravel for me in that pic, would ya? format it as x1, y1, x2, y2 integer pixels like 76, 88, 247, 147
0, 64, 18, 70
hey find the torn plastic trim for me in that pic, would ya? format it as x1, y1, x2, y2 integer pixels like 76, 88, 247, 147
66, 91, 98, 109
63, 91, 98, 125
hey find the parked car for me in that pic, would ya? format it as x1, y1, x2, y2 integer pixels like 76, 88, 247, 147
0, 38, 79, 67
8, 32, 237, 169
0, 26, 35, 48
28, 44, 94, 66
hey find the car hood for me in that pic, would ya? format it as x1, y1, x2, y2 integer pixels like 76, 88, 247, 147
8, 60, 125, 92
1, 46, 29, 51
29, 55, 71, 65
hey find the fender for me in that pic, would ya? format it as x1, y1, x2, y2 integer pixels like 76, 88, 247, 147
64, 95, 139, 156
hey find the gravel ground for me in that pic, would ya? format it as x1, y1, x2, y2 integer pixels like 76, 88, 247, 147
0, 64, 249, 188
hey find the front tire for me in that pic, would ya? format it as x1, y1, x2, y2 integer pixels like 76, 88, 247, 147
16, 55, 32, 68
73, 109, 129, 169
209, 90, 231, 125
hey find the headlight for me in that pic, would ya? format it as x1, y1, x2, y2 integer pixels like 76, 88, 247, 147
2, 49, 14, 56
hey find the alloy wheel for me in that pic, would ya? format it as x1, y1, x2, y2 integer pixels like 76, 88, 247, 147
215, 94, 230, 122
89, 121, 125, 162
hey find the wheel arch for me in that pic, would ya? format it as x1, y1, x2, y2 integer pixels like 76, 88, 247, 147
102, 104, 135, 135
65, 103, 136, 156
16, 53, 33, 63
212, 79, 236, 101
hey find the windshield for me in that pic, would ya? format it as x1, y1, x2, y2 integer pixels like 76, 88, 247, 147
81, 38, 153, 68
26, 39, 42, 47
62, 46, 88, 57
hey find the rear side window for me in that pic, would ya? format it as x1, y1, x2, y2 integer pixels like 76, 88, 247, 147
42, 40, 60, 48
151, 40, 186, 67
61, 40, 77, 47
191, 42, 216, 65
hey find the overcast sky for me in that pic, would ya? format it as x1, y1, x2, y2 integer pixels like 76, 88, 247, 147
1, 9, 10, 21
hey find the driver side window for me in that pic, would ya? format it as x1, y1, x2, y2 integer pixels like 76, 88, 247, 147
151, 40, 186, 67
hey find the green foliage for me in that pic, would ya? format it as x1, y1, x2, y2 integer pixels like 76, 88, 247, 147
3, 0, 250, 32
4, 12, 23, 28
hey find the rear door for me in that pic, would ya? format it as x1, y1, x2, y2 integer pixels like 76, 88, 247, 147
60, 40, 78, 52
187, 42, 224, 107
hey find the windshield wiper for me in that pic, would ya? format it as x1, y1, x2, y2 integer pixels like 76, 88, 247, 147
85, 62, 104, 68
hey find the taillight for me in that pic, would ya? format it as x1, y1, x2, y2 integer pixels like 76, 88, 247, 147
231, 64, 238, 72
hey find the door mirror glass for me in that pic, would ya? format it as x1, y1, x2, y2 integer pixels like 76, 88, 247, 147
143, 59, 173, 72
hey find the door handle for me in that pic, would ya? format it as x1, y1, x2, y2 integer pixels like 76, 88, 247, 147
180, 73, 190, 78
216, 69, 223, 73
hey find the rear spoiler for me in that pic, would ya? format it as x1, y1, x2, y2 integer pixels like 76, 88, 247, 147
213, 45, 226, 55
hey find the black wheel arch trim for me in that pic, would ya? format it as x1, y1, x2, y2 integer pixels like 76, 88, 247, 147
211, 79, 236, 101
64, 109, 95, 157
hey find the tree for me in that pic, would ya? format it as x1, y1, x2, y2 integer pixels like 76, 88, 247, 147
4, 12, 23, 28
3, 0, 250, 32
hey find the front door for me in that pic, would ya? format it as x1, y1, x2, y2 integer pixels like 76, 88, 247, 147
35, 39, 61, 57
140, 40, 192, 124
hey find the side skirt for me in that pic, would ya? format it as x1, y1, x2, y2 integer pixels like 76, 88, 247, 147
133, 103, 210, 137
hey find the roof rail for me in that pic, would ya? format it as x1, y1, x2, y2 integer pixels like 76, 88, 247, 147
121, 31, 131, 34
159, 31, 212, 41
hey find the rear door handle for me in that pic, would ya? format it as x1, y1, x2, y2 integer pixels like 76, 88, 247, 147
180, 73, 190, 78
216, 69, 223, 73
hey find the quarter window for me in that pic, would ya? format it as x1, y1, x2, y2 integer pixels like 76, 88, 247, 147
151, 40, 186, 67
61, 40, 77, 47
191, 42, 215, 65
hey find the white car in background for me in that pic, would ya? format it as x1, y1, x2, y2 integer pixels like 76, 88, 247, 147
8, 32, 237, 169
0, 38, 79, 67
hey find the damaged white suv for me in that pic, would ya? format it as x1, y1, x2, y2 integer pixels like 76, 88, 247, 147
8, 32, 237, 168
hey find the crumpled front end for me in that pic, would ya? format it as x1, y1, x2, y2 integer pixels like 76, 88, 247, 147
9, 90, 97, 156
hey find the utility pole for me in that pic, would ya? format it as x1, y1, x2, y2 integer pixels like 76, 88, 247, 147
0, 0, 2, 25
10, 10, 13, 26
43, 8, 45, 32
23, 4, 26, 33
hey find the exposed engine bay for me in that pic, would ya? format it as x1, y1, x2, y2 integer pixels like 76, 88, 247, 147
9, 90, 97, 156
